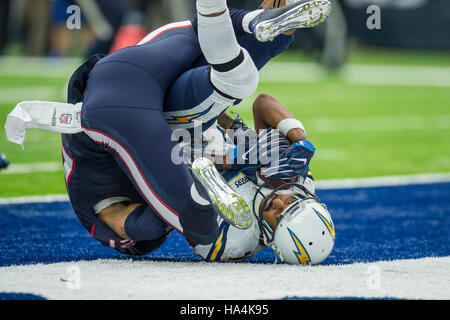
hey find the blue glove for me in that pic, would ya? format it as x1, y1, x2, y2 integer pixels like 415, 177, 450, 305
260, 139, 316, 180
228, 128, 290, 171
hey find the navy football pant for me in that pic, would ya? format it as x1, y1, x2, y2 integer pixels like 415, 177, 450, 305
64, 12, 293, 255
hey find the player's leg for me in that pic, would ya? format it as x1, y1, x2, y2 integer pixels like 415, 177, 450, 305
62, 132, 172, 255
163, 2, 261, 130
81, 99, 220, 245
195, 0, 259, 102
190, 1, 332, 70
68, 41, 222, 246
190, 8, 294, 71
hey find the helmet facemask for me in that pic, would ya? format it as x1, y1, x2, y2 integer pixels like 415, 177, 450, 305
252, 179, 320, 248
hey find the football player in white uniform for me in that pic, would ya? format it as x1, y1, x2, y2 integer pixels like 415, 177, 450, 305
188, 93, 335, 265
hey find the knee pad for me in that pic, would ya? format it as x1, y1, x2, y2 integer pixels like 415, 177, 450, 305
210, 48, 259, 100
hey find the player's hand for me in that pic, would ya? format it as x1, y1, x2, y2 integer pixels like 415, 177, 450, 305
228, 128, 290, 171
260, 139, 316, 180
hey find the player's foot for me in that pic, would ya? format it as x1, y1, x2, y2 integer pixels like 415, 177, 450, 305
0, 153, 9, 170
191, 157, 253, 229
250, 0, 332, 42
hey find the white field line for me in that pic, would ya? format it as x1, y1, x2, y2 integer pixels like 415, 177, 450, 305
248, 112, 450, 133
1, 56, 449, 87
0, 56, 81, 78
315, 172, 450, 189
229, 112, 450, 132
1, 173, 449, 205
260, 62, 450, 87
308, 113, 450, 133
0, 257, 448, 300
0, 87, 61, 104
0, 194, 69, 204
0, 162, 62, 175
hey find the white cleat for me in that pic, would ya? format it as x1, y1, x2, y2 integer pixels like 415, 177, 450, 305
191, 158, 253, 229
252, 0, 332, 42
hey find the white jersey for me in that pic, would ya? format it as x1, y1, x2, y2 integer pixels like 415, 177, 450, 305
193, 171, 264, 262
193, 169, 317, 262
187, 124, 316, 262
164, 91, 235, 131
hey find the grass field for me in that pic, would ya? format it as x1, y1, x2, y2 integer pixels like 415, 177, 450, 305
0, 48, 449, 197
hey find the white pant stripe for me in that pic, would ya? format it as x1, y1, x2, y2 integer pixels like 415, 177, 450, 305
62, 143, 75, 185
137, 21, 193, 46
83, 128, 184, 233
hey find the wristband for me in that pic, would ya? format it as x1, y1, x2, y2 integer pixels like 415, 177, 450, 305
276, 118, 306, 136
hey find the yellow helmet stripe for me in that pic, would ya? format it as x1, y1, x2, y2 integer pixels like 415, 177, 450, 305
313, 208, 335, 240
288, 228, 311, 265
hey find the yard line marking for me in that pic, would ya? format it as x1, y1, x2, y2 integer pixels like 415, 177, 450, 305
315, 172, 450, 189
0, 162, 62, 175
259, 62, 450, 87
0, 56, 81, 78
1, 173, 449, 204
2, 57, 449, 87
0, 194, 69, 204
235, 112, 450, 132
0, 257, 448, 299
307, 113, 450, 133
342, 64, 450, 88
0, 87, 61, 103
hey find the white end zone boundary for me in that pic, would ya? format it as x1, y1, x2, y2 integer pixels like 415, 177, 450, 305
0, 173, 449, 300
1, 173, 449, 205
0, 257, 449, 300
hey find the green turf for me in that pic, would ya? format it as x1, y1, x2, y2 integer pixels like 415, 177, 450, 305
1, 48, 449, 197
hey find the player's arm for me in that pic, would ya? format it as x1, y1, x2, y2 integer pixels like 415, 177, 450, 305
251, 93, 316, 180
252, 93, 307, 143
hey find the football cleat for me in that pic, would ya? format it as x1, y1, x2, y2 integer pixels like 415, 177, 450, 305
0, 152, 9, 170
191, 157, 253, 229
250, 0, 332, 42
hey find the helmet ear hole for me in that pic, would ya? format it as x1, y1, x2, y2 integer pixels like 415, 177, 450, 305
308, 242, 313, 246
322, 231, 325, 235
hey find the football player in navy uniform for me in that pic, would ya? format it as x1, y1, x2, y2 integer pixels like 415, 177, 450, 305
5, 0, 332, 258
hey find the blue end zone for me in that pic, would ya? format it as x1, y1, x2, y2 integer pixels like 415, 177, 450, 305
0, 293, 47, 300
0, 182, 449, 268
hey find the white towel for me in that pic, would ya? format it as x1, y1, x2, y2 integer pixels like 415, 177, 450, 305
4, 101, 83, 148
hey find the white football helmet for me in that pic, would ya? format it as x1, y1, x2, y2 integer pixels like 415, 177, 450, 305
252, 179, 335, 265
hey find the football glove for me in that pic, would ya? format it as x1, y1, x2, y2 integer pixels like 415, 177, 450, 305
260, 139, 316, 180
228, 128, 290, 171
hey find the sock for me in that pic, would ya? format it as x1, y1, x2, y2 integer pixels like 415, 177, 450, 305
191, 8, 253, 36
197, 8, 242, 65
190, 183, 210, 206
196, 0, 227, 16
